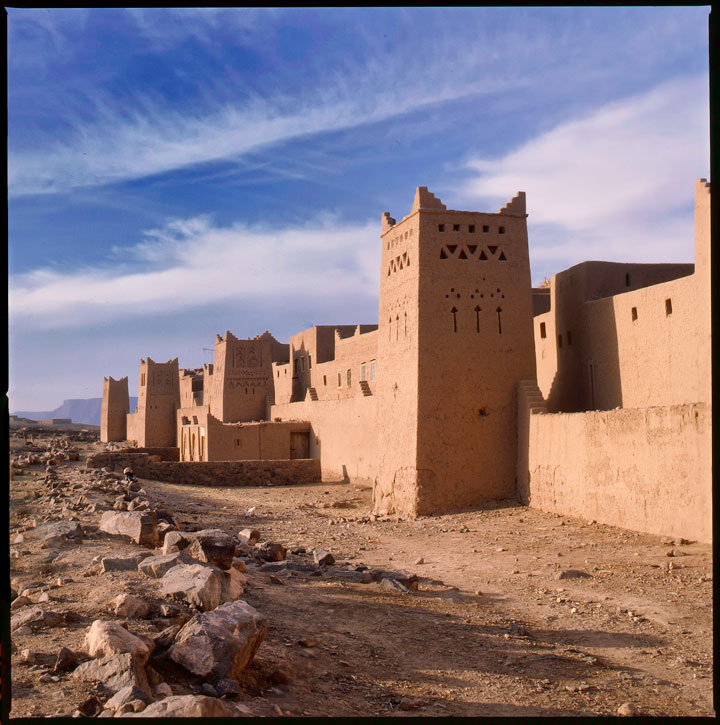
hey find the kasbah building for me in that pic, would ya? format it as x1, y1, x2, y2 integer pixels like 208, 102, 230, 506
101, 180, 711, 544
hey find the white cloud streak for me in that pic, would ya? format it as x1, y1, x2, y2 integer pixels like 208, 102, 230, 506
459, 75, 709, 271
9, 216, 382, 330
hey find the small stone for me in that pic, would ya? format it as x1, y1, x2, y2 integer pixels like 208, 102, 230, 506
113, 593, 152, 619
201, 682, 218, 697
414, 557, 425, 565
618, 703, 640, 717
19, 648, 40, 664
555, 569, 593, 580
216, 678, 240, 697
36, 592, 50, 603
380, 577, 412, 594
238, 528, 261, 545
298, 637, 317, 648
256, 541, 287, 562
14, 625, 32, 636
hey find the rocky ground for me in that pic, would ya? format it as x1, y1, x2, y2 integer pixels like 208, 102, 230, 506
7, 427, 715, 718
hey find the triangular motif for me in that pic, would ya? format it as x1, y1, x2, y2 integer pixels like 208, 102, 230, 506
458, 249, 467, 259
479, 250, 488, 260
498, 251, 507, 261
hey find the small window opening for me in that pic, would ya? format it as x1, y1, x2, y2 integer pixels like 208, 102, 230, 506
665, 299, 672, 316
631, 307, 638, 321
370, 360, 376, 381
347, 369, 352, 386
235, 439, 241, 447
300, 357, 305, 371
323, 375, 327, 386
499, 226, 505, 234
540, 322, 546, 339
482, 225, 489, 233
625, 273, 631, 287
469, 225, 475, 233
453, 224, 460, 231
337, 372, 342, 388
438, 224, 445, 232
308, 354, 312, 369
361, 363, 367, 381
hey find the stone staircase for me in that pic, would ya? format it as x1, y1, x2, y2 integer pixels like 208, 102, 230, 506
306, 387, 319, 402
518, 379, 546, 414
359, 381, 373, 397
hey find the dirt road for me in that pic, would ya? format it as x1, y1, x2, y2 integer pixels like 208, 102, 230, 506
8, 432, 714, 717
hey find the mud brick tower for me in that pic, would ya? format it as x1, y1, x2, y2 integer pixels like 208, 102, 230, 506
127, 357, 180, 447
100, 376, 129, 442
207, 332, 273, 422
374, 187, 537, 516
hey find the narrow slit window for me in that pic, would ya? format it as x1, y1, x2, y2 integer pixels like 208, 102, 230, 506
346, 369, 352, 386
308, 354, 312, 369
631, 307, 638, 321
337, 372, 342, 388
300, 357, 305, 371
370, 360, 376, 381
625, 273, 631, 287
665, 298, 672, 316
323, 375, 327, 386
558, 334, 563, 348
361, 363, 367, 381
540, 322, 546, 339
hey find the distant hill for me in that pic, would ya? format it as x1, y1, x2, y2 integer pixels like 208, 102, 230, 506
13, 397, 139, 427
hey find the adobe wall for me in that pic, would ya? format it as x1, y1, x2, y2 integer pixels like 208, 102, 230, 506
101, 376, 129, 442
517, 398, 712, 543
85, 452, 320, 487
179, 369, 203, 408
270, 394, 378, 484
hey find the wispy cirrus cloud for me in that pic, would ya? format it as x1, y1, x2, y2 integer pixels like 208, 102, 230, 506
9, 215, 381, 330
457, 75, 709, 276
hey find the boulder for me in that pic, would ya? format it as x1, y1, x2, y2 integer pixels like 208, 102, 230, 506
11, 606, 63, 632
156, 521, 177, 543
160, 563, 224, 611
328, 569, 373, 584
186, 529, 235, 570
105, 685, 153, 713
113, 594, 152, 619
169, 600, 268, 681
102, 552, 153, 573
73, 652, 151, 697
85, 620, 153, 665
54, 646, 78, 671
139, 551, 197, 579
380, 577, 413, 594
99, 511, 158, 547
120, 695, 238, 718
255, 541, 286, 562
162, 531, 195, 554
220, 566, 246, 602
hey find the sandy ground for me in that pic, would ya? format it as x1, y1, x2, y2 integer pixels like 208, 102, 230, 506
7, 430, 715, 718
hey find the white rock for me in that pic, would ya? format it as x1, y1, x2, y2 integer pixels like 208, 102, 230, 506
113, 594, 152, 619
85, 620, 153, 665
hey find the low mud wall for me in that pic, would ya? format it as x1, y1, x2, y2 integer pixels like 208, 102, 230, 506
86, 452, 321, 487
518, 398, 711, 543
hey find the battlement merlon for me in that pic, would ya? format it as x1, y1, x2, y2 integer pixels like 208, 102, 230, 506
381, 212, 397, 233
498, 191, 527, 216
411, 186, 447, 214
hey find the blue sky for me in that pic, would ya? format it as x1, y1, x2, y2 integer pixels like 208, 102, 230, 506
8, 7, 710, 410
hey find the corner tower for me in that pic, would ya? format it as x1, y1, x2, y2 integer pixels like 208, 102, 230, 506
374, 187, 536, 516
128, 357, 180, 447
100, 376, 129, 442
207, 332, 273, 422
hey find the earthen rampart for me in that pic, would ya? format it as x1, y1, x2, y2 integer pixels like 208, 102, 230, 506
85, 452, 320, 487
